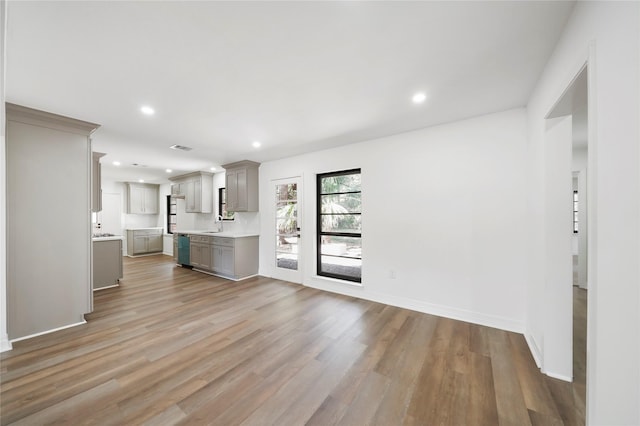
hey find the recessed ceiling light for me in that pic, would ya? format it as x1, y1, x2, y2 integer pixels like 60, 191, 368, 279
138, 179, 145, 183
252, 141, 261, 148
210, 167, 216, 171
140, 106, 155, 115
165, 169, 172, 173
112, 161, 121, 166
412, 92, 427, 104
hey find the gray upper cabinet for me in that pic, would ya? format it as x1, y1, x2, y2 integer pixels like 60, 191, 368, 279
126, 183, 159, 214
169, 171, 213, 213
91, 152, 105, 212
222, 160, 260, 212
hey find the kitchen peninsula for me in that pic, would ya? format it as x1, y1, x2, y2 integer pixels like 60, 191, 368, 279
174, 230, 259, 281
92, 235, 123, 290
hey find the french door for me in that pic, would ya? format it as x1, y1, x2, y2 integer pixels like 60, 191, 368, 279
272, 177, 302, 283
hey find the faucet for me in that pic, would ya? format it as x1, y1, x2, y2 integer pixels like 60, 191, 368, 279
216, 215, 224, 232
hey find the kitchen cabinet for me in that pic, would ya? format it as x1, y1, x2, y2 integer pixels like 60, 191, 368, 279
222, 160, 260, 212
212, 244, 235, 277
93, 239, 123, 290
171, 182, 186, 197
91, 152, 105, 212
169, 172, 213, 213
190, 235, 213, 270
126, 228, 163, 256
126, 183, 159, 214
212, 235, 259, 280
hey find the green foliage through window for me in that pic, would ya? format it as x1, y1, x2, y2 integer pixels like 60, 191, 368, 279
317, 169, 362, 283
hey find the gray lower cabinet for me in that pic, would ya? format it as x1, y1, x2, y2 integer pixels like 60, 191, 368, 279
212, 236, 258, 280
127, 229, 163, 256
93, 239, 123, 290
187, 235, 258, 280
212, 245, 235, 277
190, 235, 213, 270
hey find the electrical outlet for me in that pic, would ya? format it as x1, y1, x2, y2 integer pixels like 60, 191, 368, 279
389, 269, 396, 279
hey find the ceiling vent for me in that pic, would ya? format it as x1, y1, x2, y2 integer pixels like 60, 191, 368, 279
170, 144, 193, 151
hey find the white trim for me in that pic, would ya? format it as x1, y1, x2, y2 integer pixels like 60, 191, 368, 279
93, 284, 119, 291
0, 334, 12, 353
304, 278, 524, 333
9, 319, 87, 344
525, 331, 543, 368
311, 274, 363, 288
545, 370, 573, 383
126, 252, 164, 258
191, 268, 258, 282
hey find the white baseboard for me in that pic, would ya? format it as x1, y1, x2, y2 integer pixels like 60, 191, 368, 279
9, 319, 87, 344
524, 331, 543, 368
303, 279, 524, 334
0, 333, 12, 352
544, 370, 573, 382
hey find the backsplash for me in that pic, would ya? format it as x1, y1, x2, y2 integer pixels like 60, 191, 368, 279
175, 199, 259, 234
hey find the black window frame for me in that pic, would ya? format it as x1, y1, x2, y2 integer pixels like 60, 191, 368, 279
167, 195, 177, 234
573, 190, 579, 233
218, 187, 235, 220
316, 168, 362, 283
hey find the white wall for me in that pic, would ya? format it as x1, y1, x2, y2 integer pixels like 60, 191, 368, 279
259, 108, 528, 332
0, 0, 10, 352
526, 2, 640, 423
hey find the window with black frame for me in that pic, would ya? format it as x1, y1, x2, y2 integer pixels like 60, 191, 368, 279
317, 169, 362, 283
219, 188, 235, 220
573, 190, 579, 233
167, 195, 177, 234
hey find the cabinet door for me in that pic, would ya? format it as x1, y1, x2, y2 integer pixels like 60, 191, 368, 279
211, 246, 222, 273
144, 187, 158, 214
185, 180, 195, 212
133, 235, 148, 254
148, 235, 163, 253
130, 186, 145, 214
235, 168, 248, 211
212, 245, 234, 276
219, 246, 235, 276
200, 243, 212, 270
185, 179, 203, 213
190, 243, 201, 266
226, 170, 238, 211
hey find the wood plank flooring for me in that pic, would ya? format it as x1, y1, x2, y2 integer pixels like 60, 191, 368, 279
1, 255, 583, 425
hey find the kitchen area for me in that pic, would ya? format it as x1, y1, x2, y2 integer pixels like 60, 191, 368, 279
92, 158, 261, 291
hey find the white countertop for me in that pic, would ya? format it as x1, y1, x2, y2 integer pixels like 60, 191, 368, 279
92, 236, 123, 242
125, 227, 163, 231
174, 230, 259, 239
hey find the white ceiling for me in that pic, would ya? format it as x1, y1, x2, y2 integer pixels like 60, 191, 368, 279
5, 1, 575, 183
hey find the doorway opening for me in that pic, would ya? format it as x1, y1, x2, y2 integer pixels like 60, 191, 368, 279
545, 63, 589, 422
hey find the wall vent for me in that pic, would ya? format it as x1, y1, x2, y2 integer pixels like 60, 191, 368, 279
170, 144, 193, 151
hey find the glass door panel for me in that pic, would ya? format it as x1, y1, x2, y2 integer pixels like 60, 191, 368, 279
275, 183, 299, 271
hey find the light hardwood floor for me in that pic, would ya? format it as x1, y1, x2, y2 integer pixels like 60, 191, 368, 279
1, 255, 583, 425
